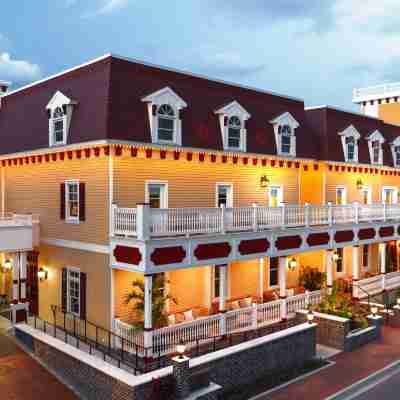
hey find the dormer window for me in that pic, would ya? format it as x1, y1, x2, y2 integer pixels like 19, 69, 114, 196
270, 112, 299, 157
142, 87, 187, 146
366, 130, 385, 165
215, 101, 250, 152
157, 104, 175, 142
390, 136, 400, 167
338, 125, 360, 163
46, 91, 76, 147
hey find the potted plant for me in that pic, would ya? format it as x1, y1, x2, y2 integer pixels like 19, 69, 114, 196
299, 266, 326, 291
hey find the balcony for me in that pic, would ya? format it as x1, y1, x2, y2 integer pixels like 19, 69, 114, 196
110, 203, 400, 272
353, 82, 400, 103
0, 213, 39, 252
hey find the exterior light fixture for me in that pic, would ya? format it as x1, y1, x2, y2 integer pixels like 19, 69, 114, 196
307, 309, 315, 324
38, 267, 48, 282
260, 175, 270, 188
332, 251, 340, 262
288, 258, 297, 271
3, 259, 12, 270
176, 339, 186, 359
356, 179, 364, 191
371, 306, 378, 317
397, 297, 400, 306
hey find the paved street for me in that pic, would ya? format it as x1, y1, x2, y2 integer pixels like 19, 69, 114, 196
0, 316, 78, 400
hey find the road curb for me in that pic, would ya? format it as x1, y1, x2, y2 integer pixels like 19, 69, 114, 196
325, 359, 400, 400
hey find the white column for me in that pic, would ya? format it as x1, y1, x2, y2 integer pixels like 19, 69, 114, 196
143, 274, 153, 357
279, 257, 287, 320
326, 250, 334, 293
380, 243, 386, 292
136, 203, 151, 241
19, 252, 27, 303
258, 258, 265, 301
218, 265, 228, 336
11, 253, 19, 304
352, 246, 360, 298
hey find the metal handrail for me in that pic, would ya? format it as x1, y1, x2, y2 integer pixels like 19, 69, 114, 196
353, 283, 372, 308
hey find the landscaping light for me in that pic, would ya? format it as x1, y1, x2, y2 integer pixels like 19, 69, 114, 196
307, 309, 315, 324
38, 267, 48, 282
176, 340, 186, 359
371, 306, 378, 317
3, 259, 12, 270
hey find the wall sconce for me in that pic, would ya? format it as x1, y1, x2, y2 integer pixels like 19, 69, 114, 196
356, 179, 364, 191
3, 259, 12, 270
38, 267, 48, 282
332, 251, 340, 262
260, 175, 270, 188
288, 258, 297, 271
176, 339, 186, 360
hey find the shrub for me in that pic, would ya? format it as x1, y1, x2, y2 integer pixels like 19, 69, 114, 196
298, 266, 326, 291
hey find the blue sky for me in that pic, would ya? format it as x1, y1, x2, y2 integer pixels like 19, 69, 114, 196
2, 1, 400, 110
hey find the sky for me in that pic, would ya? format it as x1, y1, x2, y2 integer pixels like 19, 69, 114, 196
2, 1, 400, 110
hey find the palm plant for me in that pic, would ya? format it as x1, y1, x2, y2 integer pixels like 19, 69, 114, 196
124, 274, 177, 329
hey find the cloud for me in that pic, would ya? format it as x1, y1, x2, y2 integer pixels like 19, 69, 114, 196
95, 0, 129, 15
0, 53, 41, 84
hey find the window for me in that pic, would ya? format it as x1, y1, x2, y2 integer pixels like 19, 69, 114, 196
227, 116, 241, 149
336, 248, 343, 273
346, 137, 355, 161
269, 186, 283, 207
157, 104, 175, 142
362, 245, 369, 269
269, 257, 279, 287
382, 187, 397, 204
146, 181, 168, 209
279, 125, 292, 154
372, 140, 380, 164
395, 146, 400, 166
67, 268, 80, 316
65, 181, 79, 222
367, 130, 384, 165
336, 187, 346, 205
361, 187, 371, 205
216, 184, 233, 208
270, 112, 299, 157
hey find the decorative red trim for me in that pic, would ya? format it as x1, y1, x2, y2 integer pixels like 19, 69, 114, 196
243, 157, 248, 165
30, 156, 36, 164
313, 164, 318, 171
67, 150, 73, 160
103, 145, 110, 156
24, 157, 29, 164
114, 146, 122, 156
76, 149, 82, 159
113, 245, 142, 265
159, 150, 166, 159
211, 154, 216, 163
194, 242, 231, 260
174, 151, 180, 160
37, 155, 42, 163
146, 148, 152, 158
238, 238, 270, 255
262, 159, 267, 167
13, 158, 17, 166
18, 158, 23, 165
379, 226, 394, 237
303, 164, 308, 171
186, 152, 193, 161
131, 147, 138, 157
199, 153, 205, 162
233, 156, 238, 164
306, 232, 330, 247
279, 160, 284, 168
334, 230, 354, 243
358, 228, 375, 240
59, 152, 65, 161
271, 160, 276, 167
1, 160, 5, 167
45, 154, 50, 162
150, 246, 186, 266
94, 147, 100, 157
84, 148, 91, 158
222, 155, 227, 163
287, 161, 292, 168
295, 162, 300, 169
51, 153, 57, 161
252, 158, 258, 166
275, 235, 302, 250
358, 167, 362, 173
341, 166, 346, 172
328, 165, 333, 171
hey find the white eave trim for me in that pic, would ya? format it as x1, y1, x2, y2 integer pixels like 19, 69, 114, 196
141, 86, 187, 108
269, 111, 300, 128
214, 100, 251, 120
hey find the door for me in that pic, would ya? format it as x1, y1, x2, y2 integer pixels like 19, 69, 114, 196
382, 187, 396, 204
27, 251, 39, 315
269, 186, 283, 207
216, 184, 233, 208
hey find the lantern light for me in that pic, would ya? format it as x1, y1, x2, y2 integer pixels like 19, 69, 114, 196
288, 258, 297, 271
307, 309, 315, 324
38, 267, 48, 282
260, 175, 270, 188
176, 340, 186, 359
3, 259, 12, 270
332, 251, 340, 262
371, 306, 378, 317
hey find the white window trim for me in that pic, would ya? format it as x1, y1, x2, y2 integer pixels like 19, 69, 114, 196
270, 112, 299, 157
268, 185, 284, 207
65, 180, 80, 224
336, 186, 347, 205
215, 100, 251, 152
141, 87, 187, 146
361, 186, 372, 205
382, 186, 398, 204
390, 136, 400, 167
46, 91, 76, 147
366, 130, 385, 165
66, 266, 81, 317
338, 125, 360, 163
215, 183, 233, 208
145, 180, 169, 208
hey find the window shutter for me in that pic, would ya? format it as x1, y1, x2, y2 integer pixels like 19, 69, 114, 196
79, 182, 86, 221
61, 268, 67, 312
80, 272, 87, 320
60, 183, 66, 220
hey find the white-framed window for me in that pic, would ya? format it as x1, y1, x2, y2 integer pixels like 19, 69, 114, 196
382, 186, 398, 204
145, 181, 168, 209
338, 125, 360, 163
362, 245, 369, 269
46, 91, 76, 147
390, 137, 400, 167
269, 185, 283, 207
336, 186, 347, 205
270, 112, 299, 157
361, 186, 372, 205
216, 183, 233, 208
367, 130, 385, 165
65, 180, 80, 223
67, 267, 80, 316
269, 257, 279, 288
212, 264, 228, 300
215, 100, 250, 152
142, 87, 187, 146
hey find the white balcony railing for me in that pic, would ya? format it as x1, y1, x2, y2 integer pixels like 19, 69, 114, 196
112, 203, 400, 239
353, 82, 400, 101
114, 289, 325, 357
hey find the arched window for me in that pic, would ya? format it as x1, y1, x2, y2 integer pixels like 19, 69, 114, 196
157, 104, 175, 142
228, 116, 241, 149
346, 136, 355, 161
53, 107, 64, 118
52, 106, 65, 145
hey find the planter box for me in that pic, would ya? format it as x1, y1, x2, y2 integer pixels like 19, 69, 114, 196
296, 310, 382, 351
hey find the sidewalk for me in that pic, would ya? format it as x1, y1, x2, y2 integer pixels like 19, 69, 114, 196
0, 316, 78, 400
266, 325, 400, 400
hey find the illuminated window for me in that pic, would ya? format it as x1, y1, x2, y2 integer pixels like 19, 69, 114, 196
216, 184, 233, 208
227, 116, 242, 149
336, 187, 346, 205
65, 181, 79, 223
157, 104, 175, 142
67, 268, 80, 316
